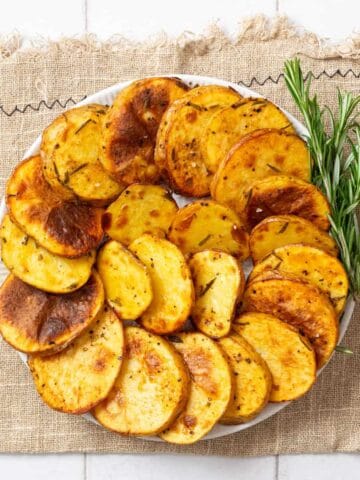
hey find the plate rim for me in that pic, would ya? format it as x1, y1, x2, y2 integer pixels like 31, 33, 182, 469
0, 73, 355, 441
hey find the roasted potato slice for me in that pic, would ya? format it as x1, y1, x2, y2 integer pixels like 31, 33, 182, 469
248, 244, 348, 315
0, 214, 95, 293
41, 104, 123, 205
160, 332, 233, 444
168, 200, 249, 260
28, 307, 123, 414
160, 85, 242, 196
93, 326, 189, 435
0, 271, 104, 355
103, 184, 177, 246
218, 332, 272, 422
129, 234, 194, 334
242, 277, 338, 368
249, 215, 339, 262
233, 313, 316, 402
211, 129, 310, 219
6, 156, 103, 257
202, 98, 295, 173
189, 250, 244, 338
244, 175, 331, 230
100, 77, 189, 185
97, 240, 153, 320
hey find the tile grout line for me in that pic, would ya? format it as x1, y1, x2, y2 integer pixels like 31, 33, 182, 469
276, 0, 280, 13
84, 453, 87, 480
275, 454, 280, 480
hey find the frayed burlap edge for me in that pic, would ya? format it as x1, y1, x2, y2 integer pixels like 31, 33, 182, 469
1, 15, 360, 61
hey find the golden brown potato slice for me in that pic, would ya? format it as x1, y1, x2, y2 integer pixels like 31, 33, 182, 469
100, 77, 189, 185
0, 271, 104, 354
97, 240, 153, 320
41, 104, 123, 205
242, 277, 338, 368
160, 332, 233, 444
168, 200, 249, 260
0, 214, 95, 293
160, 85, 243, 196
202, 98, 295, 173
244, 175, 331, 231
28, 307, 123, 414
248, 244, 348, 315
218, 332, 272, 422
249, 215, 339, 262
129, 234, 194, 334
211, 129, 310, 220
6, 156, 103, 257
233, 312, 316, 402
93, 326, 189, 435
189, 250, 244, 338
103, 184, 177, 246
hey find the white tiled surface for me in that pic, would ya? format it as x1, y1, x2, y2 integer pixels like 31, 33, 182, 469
1, 0, 360, 479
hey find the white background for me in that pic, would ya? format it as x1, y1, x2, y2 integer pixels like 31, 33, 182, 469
1, 0, 360, 479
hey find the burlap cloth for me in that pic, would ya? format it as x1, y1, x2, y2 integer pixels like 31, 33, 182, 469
0, 16, 359, 455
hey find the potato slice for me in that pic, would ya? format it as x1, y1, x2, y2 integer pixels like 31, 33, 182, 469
41, 104, 123, 205
0, 214, 95, 293
103, 184, 177, 246
93, 326, 189, 435
28, 307, 123, 413
202, 98, 295, 173
168, 200, 249, 260
0, 271, 104, 354
244, 175, 331, 230
160, 332, 233, 444
160, 85, 242, 196
129, 234, 194, 334
233, 312, 316, 402
211, 129, 310, 219
97, 240, 153, 320
6, 156, 103, 257
242, 277, 338, 368
189, 250, 244, 338
248, 244, 348, 315
249, 215, 339, 262
100, 77, 189, 185
218, 332, 272, 422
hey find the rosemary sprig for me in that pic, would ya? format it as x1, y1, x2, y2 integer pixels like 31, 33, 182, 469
284, 58, 360, 299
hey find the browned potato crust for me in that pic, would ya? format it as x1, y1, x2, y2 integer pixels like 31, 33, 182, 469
160, 332, 233, 444
28, 307, 124, 414
93, 326, 190, 435
189, 250, 244, 338
103, 184, 177, 246
202, 98, 295, 173
242, 277, 338, 368
100, 77, 189, 185
233, 313, 316, 402
0, 271, 104, 355
249, 215, 339, 262
248, 244, 348, 315
244, 175, 331, 231
211, 129, 310, 220
168, 200, 249, 260
159, 85, 242, 196
41, 104, 123, 206
129, 234, 194, 334
218, 332, 272, 422
6, 156, 104, 257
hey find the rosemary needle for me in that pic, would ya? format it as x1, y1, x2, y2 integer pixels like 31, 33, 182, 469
284, 58, 360, 299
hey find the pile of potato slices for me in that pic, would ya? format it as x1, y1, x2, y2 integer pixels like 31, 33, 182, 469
0, 77, 349, 444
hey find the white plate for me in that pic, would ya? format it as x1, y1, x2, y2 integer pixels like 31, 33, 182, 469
0, 74, 355, 441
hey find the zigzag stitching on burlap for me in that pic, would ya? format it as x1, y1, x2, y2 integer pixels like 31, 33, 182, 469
0, 96, 87, 117
238, 68, 360, 88
0, 69, 359, 117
